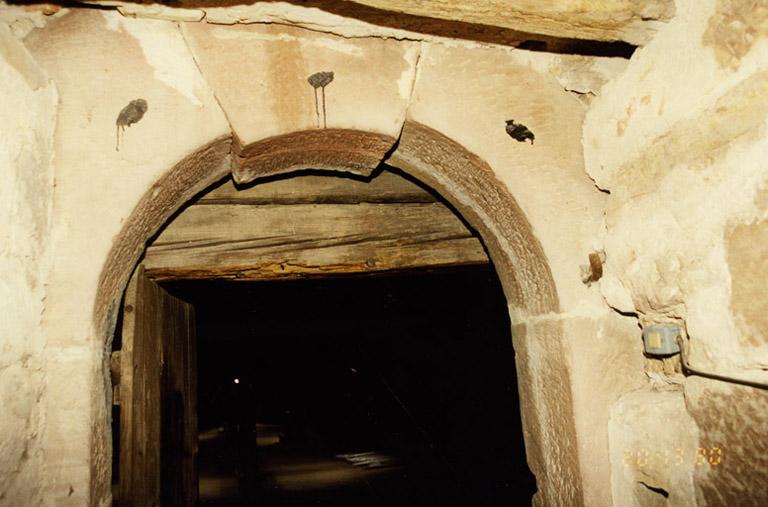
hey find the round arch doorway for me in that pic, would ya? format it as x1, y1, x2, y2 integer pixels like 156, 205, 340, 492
95, 123, 579, 505
114, 163, 536, 504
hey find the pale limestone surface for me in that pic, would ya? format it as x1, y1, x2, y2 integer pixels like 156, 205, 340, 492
182, 22, 418, 145
609, 389, 699, 506
98, 0, 673, 45
0, 2, 65, 38
584, 0, 768, 503
0, 9, 636, 506
565, 313, 647, 506
99, 0, 630, 99
684, 377, 768, 504
0, 23, 56, 506
584, 0, 768, 374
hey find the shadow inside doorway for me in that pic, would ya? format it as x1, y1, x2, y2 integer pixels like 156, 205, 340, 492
162, 265, 536, 506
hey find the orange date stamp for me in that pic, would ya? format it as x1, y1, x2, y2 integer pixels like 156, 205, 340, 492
623, 447, 723, 467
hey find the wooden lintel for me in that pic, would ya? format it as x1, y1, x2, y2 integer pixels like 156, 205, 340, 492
200, 169, 437, 206
144, 202, 487, 281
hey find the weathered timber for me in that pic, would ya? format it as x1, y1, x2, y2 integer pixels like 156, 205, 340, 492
119, 268, 159, 506
159, 280, 197, 507
119, 267, 197, 506
144, 202, 488, 281
200, 169, 437, 205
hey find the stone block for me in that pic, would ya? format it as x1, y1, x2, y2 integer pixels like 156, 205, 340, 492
685, 377, 768, 505
609, 389, 699, 506
565, 313, 647, 506
19, 10, 229, 502
181, 22, 418, 180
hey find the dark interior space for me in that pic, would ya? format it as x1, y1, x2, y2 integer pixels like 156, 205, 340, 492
160, 265, 536, 506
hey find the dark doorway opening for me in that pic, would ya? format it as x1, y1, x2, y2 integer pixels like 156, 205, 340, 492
110, 168, 537, 505
162, 265, 536, 506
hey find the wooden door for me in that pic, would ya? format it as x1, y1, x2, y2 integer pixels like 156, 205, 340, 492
118, 266, 197, 506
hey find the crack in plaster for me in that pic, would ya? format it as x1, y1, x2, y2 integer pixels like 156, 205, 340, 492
396, 41, 423, 137
202, 18, 426, 45
103, 12, 205, 107
209, 26, 365, 56
177, 23, 236, 144
397, 40, 422, 101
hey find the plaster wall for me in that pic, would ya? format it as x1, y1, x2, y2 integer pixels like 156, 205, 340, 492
0, 22, 56, 505
584, 0, 768, 503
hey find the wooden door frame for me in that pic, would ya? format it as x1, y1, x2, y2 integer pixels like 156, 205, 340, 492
114, 266, 197, 506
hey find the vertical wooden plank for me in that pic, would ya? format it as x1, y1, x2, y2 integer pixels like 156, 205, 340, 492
119, 266, 197, 506
118, 273, 138, 506
120, 266, 163, 505
159, 287, 197, 507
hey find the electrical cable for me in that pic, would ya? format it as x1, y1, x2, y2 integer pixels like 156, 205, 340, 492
676, 336, 768, 390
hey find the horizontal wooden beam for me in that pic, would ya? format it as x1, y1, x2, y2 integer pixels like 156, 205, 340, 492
200, 170, 437, 206
144, 202, 487, 281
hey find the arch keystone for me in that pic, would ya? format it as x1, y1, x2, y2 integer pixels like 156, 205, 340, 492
232, 129, 396, 184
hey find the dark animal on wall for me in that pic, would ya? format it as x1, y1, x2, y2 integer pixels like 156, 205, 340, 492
505, 119, 535, 145
307, 71, 334, 129
116, 99, 148, 152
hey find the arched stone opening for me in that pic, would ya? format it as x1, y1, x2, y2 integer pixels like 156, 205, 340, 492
94, 121, 579, 505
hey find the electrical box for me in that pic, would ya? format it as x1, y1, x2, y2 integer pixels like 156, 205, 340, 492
642, 325, 681, 356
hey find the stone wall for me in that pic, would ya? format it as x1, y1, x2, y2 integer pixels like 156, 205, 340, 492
0, 0, 764, 505
584, 0, 768, 504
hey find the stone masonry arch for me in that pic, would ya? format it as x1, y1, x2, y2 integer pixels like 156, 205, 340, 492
93, 122, 578, 506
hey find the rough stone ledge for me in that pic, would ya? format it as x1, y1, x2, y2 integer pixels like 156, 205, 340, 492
345, 0, 674, 45
81, 0, 650, 53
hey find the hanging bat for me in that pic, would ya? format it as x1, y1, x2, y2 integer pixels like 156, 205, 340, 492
505, 119, 535, 145
116, 99, 148, 152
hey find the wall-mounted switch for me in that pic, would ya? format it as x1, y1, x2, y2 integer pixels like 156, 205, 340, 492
642, 325, 682, 356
